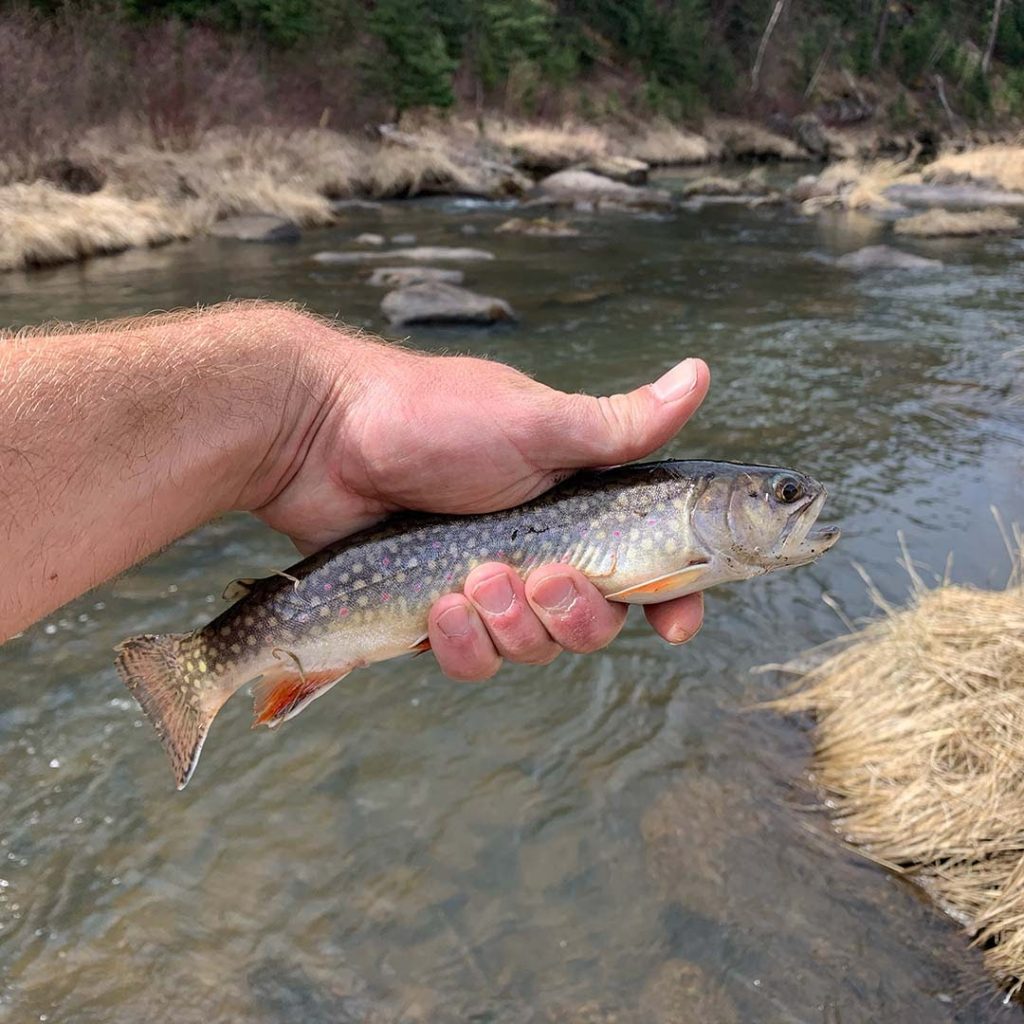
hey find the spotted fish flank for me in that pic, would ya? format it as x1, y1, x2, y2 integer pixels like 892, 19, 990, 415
115, 460, 840, 789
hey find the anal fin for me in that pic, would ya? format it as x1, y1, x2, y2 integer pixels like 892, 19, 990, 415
252, 667, 352, 729
606, 563, 709, 605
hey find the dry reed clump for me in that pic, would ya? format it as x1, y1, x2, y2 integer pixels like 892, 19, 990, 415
705, 117, 806, 161
800, 157, 919, 212
924, 145, 1024, 193
490, 121, 609, 171
620, 120, 718, 165
894, 208, 1021, 237
0, 182, 208, 272
774, 575, 1024, 995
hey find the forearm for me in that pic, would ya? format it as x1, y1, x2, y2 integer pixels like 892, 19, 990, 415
0, 302, 353, 640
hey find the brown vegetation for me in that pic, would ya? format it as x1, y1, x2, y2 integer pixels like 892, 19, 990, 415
926, 143, 1024, 192
774, 557, 1024, 995
894, 207, 1021, 236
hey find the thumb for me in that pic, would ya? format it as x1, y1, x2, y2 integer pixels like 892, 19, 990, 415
530, 358, 710, 469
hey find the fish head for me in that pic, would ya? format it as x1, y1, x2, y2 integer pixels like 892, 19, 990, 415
690, 464, 840, 573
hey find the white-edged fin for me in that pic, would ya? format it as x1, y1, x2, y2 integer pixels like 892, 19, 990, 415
408, 634, 432, 656
222, 577, 258, 601
252, 667, 352, 729
606, 563, 709, 605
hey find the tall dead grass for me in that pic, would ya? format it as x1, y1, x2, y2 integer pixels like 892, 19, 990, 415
774, 543, 1024, 995
0, 183, 207, 271
926, 145, 1024, 192
894, 207, 1021, 237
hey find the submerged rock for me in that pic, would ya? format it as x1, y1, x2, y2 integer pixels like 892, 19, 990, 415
367, 266, 465, 287
329, 198, 384, 214
536, 169, 673, 209
390, 232, 417, 245
210, 214, 301, 242
894, 208, 1020, 238
639, 960, 739, 1024
381, 282, 515, 325
836, 245, 943, 271
496, 217, 579, 237
312, 246, 495, 265
355, 232, 385, 245
681, 175, 745, 197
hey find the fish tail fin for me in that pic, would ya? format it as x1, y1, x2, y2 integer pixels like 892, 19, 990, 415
115, 632, 226, 791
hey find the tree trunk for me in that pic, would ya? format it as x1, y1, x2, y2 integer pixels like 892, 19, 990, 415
871, 1, 890, 67
983, 0, 1005, 76
750, 0, 788, 94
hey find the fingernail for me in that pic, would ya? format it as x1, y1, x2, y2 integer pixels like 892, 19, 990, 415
438, 605, 472, 639
533, 575, 578, 613
651, 359, 699, 403
472, 573, 515, 615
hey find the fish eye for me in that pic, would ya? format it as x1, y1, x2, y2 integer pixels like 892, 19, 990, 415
772, 474, 804, 504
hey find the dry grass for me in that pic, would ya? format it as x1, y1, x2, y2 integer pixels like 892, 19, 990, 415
705, 117, 806, 160
925, 145, 1024, 192
773, 556, 1024, 995
619, 120, 717, 165
804, 157, 919, 212
0, 182, 207, 271
491, 121, 608, 170
895, 208, 1021, 237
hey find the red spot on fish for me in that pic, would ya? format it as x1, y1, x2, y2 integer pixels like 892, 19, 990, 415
338, 607, 350, 617
381, 592, 391, 602
647, 518, 658, 525
414, 583, 423, 592
382, 556, 391, 567
497, 550, 506, 558
445, 573, 453, 582
432, 540, 442, 549
323, 583, 333, 592
613, 530, 621, 538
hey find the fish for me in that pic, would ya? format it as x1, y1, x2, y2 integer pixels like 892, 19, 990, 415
115, 459, 839, 789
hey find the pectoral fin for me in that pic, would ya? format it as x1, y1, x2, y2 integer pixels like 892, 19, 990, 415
606, 563, 709, 605
252, 666, 352, 729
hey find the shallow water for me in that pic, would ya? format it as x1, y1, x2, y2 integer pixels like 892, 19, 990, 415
2, 170, 1023, 1022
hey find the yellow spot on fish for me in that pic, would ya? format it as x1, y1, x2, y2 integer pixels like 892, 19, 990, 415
198, 659, 208, 674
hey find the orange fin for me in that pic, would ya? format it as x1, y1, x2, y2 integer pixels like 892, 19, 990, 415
606, 563, 709, 605
252, 667, 351, 729
409, 635, 431, 656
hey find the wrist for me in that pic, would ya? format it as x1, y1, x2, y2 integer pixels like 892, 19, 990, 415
226, 303, 372, 515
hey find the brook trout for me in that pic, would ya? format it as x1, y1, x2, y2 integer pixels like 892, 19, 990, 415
116, 460, 839, 788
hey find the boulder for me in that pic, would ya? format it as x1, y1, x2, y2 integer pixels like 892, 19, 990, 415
792, 113, 829, 157
355, 232, 385, 245
681, 175, 744, 198
495, 217, 579, 237
390, 233, 417, 245
893, 208, 1020, 238
381, 283, 515, 326
536, 169, 673, 209
582, 155, 649, 185
210, 215, 301, 243
836, 245, 943, 271
367, 267, 465, 287
312, 246, 495, 265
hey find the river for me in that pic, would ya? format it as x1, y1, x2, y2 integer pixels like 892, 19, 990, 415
2, 169, 1023, 1022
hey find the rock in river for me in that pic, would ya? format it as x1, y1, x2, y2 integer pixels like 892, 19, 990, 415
313, 246, 495, 265
209, 214, 301, 242
836, 245, 943, 271
381, 283, 515, 326
894, 208, 1020, 238
536, 169, 673, 210
367, 266, 465, 287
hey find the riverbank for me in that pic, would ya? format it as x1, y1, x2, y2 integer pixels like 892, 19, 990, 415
3, 115, 1022, 276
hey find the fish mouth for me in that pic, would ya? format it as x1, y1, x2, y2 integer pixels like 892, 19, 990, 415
776, 489, 841, 567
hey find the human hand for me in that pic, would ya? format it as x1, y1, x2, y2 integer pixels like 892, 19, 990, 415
248, 309, 710, 681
